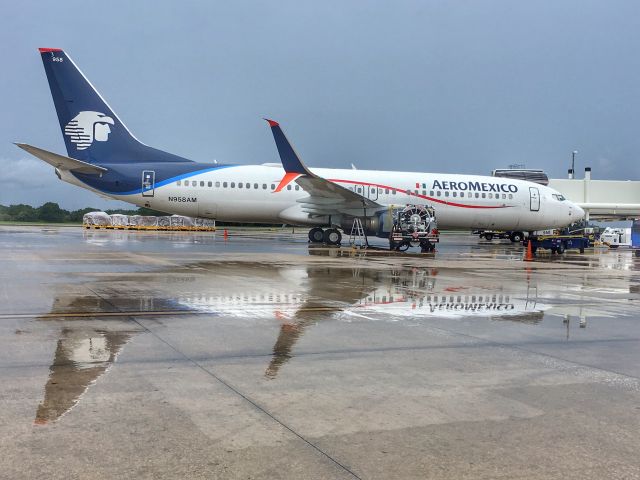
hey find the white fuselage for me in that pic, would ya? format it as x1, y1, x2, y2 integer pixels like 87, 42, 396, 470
63, 165, 583, 231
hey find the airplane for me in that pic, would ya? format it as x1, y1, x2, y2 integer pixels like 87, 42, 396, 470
17, 48, 585, 248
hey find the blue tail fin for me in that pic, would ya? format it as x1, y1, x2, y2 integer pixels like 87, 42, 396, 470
39, 48, 190, 165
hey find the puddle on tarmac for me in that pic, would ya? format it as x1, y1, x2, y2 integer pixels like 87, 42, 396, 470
33, 255, 640, 422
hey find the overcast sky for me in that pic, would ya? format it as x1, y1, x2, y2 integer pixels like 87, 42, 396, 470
1, 0, 639, 209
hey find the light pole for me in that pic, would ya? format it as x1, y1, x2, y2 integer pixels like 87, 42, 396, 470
571, 150, 578, 178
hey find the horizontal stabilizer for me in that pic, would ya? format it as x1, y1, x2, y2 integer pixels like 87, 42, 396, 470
14, 143, 108, 174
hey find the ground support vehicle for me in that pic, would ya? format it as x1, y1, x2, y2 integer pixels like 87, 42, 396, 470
474, 230, 524, 242
600, 227, 632, 249
390, 205, 439, 253
527, 234, 589, 255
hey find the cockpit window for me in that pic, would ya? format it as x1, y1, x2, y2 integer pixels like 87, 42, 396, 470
552, 194, 566, 201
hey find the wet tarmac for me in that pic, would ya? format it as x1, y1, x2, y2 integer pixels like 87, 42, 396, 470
1, 225, 639, 479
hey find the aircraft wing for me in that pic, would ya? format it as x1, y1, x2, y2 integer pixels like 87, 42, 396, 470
15, 143, 107, 175
264, 120, 383, 216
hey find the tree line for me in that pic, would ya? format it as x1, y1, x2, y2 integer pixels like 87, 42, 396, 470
0, 203, 165, 223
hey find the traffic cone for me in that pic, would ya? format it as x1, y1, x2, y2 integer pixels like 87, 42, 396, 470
524, 240, 534, 261
223, 229, 228, 240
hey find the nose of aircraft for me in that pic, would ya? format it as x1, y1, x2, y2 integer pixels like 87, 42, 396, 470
573, 203, 585, 221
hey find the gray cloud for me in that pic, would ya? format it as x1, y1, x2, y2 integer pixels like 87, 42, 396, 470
1, 1, 639, 209
0, 156, 130, 210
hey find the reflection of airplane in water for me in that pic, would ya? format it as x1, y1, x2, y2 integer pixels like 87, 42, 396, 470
38, 261, 597, 421
260, 267, 549, 378
35, 327, 135, 425
35, 293, 176, 424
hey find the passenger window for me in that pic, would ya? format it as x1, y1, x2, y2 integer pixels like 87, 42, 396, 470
385, 189, 389, 194
452, 192, 457, 197
392, 189, 396, 195
508, 194, 513, 199
262, 184, 267, 189
271, 184, 275, 190
246, 183, 250, 189
230, 182, 235, 188
430, 190, 434, 196
414, 189, 418, 195
200, 181, 204, 187
295, 185, 300, 191
422, 183, 426, 189
287, 185, 292, 190
488, 193, 492, 199
357, 187, 362, 194
238, 183, 243, 188
254, 183, 258, 189
437, 191, 441, 197
208, 181, 212, 187
445, 191, 449, 197
215, 181, 220, 187
223, 182, 228, 188
482, 193, 486, 198
502, 193, 506, 199
422, 190, 426, 195
176, 180, 181, 186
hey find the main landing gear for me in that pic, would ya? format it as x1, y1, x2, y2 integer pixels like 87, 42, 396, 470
308, 227, 342, 246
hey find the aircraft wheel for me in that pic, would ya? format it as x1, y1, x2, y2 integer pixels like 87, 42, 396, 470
510, 232, 524, 243
557, 244, 565, 254
484, 233, 494, 241
550, 248, 557, 254
323, 228, 342, 246
308, 227, 325, 243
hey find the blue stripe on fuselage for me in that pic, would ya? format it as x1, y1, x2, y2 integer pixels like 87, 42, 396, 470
72, 163, 238, 196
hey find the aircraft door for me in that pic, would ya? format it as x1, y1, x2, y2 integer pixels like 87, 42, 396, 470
367, 185, 379, 201
529, 187, 540, 211
142, 170, 155, 197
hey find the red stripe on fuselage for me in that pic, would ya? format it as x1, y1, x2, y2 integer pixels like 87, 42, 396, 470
327, 178, 513, 209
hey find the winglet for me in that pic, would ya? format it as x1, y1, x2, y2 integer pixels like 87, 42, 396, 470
264, 119, 310, 175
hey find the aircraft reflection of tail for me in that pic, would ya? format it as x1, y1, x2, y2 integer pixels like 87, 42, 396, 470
34, 292, 147, 425
35, 328, 135, 424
